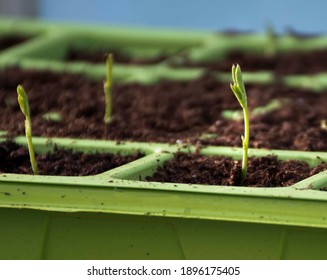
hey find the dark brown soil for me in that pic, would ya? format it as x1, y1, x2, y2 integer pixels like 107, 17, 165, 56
146, 152, 327, 187
65, 48, 169, 65
0, 141, 143, 176
180, 49, 327, 75
1, 67, 326, 151
0, 35, 30, 51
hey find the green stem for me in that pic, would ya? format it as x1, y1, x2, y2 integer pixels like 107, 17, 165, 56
265, 23, 277, 58
104, 54, 113, 124
17, 85, 38, 175
25, 116, 38, 175
241, 106, 249, 184
230, 64, 249, 186
104, 84, 112, 123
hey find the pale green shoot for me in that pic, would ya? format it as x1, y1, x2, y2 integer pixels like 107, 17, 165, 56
265, 23, 277, 58
103, 53, 113, 124
17, 85, 38, 175
320, 119, 327, 131
230, 64, 249, 185
42, 111, 62, 122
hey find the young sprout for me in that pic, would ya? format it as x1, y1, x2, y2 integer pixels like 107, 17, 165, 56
17, 85, 38, 175
265, 23, 277, 58
103, 53, 113, 124
42, 111, 62, 122
321, 119, 327, 131
230, 64, 249, 185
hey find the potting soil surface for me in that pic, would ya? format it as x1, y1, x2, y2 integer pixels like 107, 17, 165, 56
1, 68, 326, 151
0, 141, 143, 176
146, 152, 327, 187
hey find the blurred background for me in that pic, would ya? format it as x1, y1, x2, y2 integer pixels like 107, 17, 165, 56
0, 0, 326, 34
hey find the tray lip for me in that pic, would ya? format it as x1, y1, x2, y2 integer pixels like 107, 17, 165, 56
1, 136, 326, 198
1, 180, 327, 229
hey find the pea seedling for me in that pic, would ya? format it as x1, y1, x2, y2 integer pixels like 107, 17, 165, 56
265, 23, 277, 58
103, 53, 113, 124
321, 119, 327, 131
17, 85, 38, 175
230, 64, 249, 184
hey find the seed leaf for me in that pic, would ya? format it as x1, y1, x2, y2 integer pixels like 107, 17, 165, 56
230, 64, 247, 108
17, 85, 30, 117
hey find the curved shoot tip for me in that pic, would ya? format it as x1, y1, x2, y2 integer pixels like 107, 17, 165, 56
106, 53, 113, 67
231, 63, 240, 74
17, 84, 24, 93
105, 53, 113, 85
17, 84, 30, 117
17, 84, 27, 101
107, 52, 113, 60
230, 64, 247, 107
231, 64, 243, 86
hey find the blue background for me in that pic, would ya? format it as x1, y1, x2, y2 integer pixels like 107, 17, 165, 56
37, 0, 326, 34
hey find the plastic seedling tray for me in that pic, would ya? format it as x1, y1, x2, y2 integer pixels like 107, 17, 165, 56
1, 136, 327, 260
1, 18, 327, 71
0, 25, 210, 67
184, 33, 327, 63
2, 25, 327, 88
0, 18, 55, 58
0, 22, 213, 84
0, 18, 327, 259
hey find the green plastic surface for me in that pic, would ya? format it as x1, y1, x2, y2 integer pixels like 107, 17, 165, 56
0, 18, 327, 88
1, 137, 327, 259
2, 208, 327, 260
0, 18, 327, 260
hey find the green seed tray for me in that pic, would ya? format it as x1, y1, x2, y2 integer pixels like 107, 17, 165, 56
0, 18, 327, 260
1, 137, 327, 260
1, 17, 327, 86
